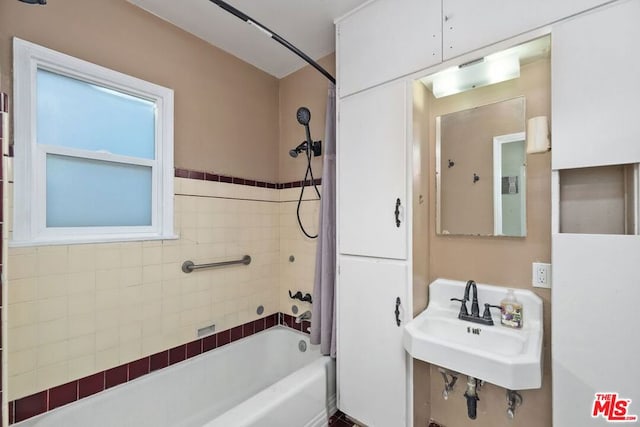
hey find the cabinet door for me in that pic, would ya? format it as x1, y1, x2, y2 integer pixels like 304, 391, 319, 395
337, 0, 441, 97
552, 0, 640, 169
338, 80, 407, 259
442, 0, 611, 60
337, 256, 409, 427
552, 234, 640, 427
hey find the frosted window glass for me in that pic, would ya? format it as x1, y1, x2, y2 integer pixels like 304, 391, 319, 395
37, 69, 156, 159
46, 155, 152, 227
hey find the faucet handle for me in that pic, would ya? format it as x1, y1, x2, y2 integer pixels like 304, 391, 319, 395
482, 304, 502, 322
450, 298, 469, 318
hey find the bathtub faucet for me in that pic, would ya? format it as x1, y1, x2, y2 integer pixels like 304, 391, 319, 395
295, 310, 312, 323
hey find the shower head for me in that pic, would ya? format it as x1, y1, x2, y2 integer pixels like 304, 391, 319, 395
18, 0, 47, 4
296, 107, 311, 126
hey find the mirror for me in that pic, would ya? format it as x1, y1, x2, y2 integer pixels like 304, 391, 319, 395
436, 97, 526, 236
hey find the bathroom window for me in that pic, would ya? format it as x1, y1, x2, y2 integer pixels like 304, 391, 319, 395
12, 38, 175, 245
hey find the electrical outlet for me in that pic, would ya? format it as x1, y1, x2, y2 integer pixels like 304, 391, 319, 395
532, 263, 551, 288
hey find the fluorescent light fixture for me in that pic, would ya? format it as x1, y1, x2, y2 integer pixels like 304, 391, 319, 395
431, 54, 520, 98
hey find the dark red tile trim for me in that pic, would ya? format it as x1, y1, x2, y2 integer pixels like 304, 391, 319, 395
48, 381, 77, 411
202, 334, 217, 352
216, 329, 231, 347
174, 168, 189, 178
128, 357, 150, 381
186, 339, 202, 359
78, 372, 105, 399
8, 313, 305, 424
14, 391, 47, 423
230, 325, 243, 342
149, 351, 168, 372
105, 365, 128, 389
173, 167, 321, 189
168, 344, 186, 365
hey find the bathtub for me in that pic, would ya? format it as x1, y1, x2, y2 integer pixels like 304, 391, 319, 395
16, 326, 336, 427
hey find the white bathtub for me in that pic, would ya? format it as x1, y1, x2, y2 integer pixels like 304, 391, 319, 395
16, 326, 336, 427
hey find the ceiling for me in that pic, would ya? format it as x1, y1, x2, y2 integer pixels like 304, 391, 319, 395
127, 0, 369, 78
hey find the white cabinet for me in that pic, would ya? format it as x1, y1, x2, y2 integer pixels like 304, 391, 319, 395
336, 0, 441, 98
442, 0, 612, 60
338, 80, 408, 260
551, 2, 640, 426
552, 0, 640, 170
337, 256, 410, 427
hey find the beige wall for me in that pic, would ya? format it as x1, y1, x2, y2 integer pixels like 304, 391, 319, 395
0, 0, 280, 182
278, 54, 335, 183
419, 58, 552, 427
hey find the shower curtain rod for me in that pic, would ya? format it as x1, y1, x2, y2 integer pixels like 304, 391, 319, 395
208, 0, 336, 84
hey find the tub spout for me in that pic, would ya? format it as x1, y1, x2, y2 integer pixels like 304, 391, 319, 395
296, 310, 312, 323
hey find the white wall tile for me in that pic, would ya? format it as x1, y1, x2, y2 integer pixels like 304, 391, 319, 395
6, 179, 317, 400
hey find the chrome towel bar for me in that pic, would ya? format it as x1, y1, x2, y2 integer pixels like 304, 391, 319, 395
182, 255, 251, 273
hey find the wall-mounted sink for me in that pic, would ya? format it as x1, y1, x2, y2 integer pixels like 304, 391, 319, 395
403, 279, 543, 390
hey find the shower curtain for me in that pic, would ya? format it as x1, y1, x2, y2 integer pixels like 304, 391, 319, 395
310, 83, 336, 357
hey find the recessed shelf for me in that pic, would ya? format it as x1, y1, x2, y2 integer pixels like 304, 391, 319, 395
559, 164, 638, 235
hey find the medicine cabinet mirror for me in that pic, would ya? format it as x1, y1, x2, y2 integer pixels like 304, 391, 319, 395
416, 35, 550, 237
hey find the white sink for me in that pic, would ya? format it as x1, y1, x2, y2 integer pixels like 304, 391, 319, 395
403, 278, 543, 390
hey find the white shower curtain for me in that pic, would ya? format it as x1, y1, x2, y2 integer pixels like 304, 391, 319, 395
310, 83, 336, 357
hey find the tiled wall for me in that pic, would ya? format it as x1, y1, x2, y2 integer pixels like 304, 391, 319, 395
5, 171, 320, 405
279, 188, 320, 317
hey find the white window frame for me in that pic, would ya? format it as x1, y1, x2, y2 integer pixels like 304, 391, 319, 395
12, 38, 175, 246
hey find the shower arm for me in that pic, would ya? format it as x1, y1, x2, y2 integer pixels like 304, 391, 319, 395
208, 0, 336, 85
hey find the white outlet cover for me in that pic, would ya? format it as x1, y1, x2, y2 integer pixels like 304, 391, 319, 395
532, 262, 552, 288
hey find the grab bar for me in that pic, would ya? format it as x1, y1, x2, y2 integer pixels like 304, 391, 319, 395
181, 255, 251, 273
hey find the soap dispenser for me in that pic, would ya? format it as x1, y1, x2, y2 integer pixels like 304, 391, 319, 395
500, 289, 523, 329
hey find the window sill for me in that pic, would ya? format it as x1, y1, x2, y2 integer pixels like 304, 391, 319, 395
9, 233, 180, 248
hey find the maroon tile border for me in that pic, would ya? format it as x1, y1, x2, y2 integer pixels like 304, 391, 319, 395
78, 372, 105, 399
105, 365, 127, 389
128, 358, 150, 381
13, 391, 47, 423
48, 382, 77, 411
174, 167, 321, 190
8, 312, 307, 424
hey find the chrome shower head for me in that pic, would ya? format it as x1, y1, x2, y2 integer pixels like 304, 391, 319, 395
289, 149, 299, 158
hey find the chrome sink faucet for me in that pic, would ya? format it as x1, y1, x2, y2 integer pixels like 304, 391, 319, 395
450, 280, 501, 326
